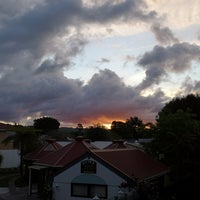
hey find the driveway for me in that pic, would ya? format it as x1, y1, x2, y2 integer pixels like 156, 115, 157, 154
0, 187, 40, 200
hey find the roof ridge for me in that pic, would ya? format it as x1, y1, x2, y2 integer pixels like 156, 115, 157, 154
54, 142, 75, 166
92, 151, 134, 180
82, 140, 97, 151
25, 142, 48, 158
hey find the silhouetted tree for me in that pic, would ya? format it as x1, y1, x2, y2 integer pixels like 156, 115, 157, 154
76, 123, 84, 136
85, 124, 110, 141
111, 121, 129, 139
147, 94, 200, 199
126, 116, 143, 139
158, 93, 200, 120
33, 117, 60, 133
139, 122, 156, 138
111, 117, 144, 139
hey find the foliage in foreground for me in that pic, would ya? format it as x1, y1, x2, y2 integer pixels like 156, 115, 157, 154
146, 94, 200, 199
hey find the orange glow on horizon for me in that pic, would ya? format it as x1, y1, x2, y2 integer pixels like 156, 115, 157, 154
61, 114, 155, 128
71, 116, 126, 129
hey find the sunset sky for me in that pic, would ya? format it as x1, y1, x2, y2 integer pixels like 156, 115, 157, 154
0, 0, 200, 127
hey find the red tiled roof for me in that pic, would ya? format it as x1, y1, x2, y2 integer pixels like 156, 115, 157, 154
24, 139, 62, 161
32, 137, 168, 181
93, 149, 169, 182
104, 140, 134, 149
36, 137, 99, 167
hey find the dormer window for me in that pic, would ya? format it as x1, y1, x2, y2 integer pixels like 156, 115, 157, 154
81, 160, 96, 174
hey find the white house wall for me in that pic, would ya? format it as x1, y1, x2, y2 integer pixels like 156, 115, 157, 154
53, 157, 129, 200
0, 149, 20, 168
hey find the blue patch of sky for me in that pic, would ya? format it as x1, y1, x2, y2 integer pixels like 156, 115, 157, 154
64, 31, 157, 86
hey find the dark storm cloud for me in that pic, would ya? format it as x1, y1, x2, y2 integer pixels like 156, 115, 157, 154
151, 23, 179, 45
0, 0, 84, 66
0, 0, 156, 53
179, 77, 200, 95
74, 69, 167, 123
53, 69, 167, 124
0, 0, 157, 68
0, 68, 167, 124
0, 0, 162, 124
0, 0, 44, 23
137, 66, 167, 90
83, 0, 157, 23
137, 42, 200, 90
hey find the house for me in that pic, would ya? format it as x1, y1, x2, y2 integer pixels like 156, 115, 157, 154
23, 139, 63, 191
26, 137, 169, 199
104, 139, 133, 149
24, 139, 62, 164
0, 123, 20, 168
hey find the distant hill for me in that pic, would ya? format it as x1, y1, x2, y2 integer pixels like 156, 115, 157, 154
59, 127, 76, 133
0, 123, 12, 130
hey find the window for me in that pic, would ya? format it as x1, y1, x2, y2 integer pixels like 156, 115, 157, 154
71, 183, 107, 198
90, 185, 107, 197
81, 160, 96, 174
71, 184, 88, 196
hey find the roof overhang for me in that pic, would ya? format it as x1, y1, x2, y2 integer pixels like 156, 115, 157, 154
72, 174, 106, 185
139, 169, 170, 182
28, 165, 48, 170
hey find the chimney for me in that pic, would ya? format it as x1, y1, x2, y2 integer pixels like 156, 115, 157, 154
46, 139, 56, 143
113, 139, 124, 144
75, 136, 84, 141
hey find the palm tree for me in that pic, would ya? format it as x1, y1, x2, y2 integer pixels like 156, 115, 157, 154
126, 116, 143, 139
2, 125, 40, 176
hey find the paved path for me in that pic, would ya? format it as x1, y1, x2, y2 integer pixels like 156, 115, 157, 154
0, 187, 40, 200
0, 175, 40, 200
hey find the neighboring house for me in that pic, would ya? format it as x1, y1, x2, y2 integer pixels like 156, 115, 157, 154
104, 139, 133, 149
0, 124, 20, 168
126, 138, 154, 150
23, 139, 62, 183
24, 139, 62, 163
26, 137, 169, 200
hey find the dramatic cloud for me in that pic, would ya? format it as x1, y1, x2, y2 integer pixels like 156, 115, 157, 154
0, 0, 157, 70
179, 77, 200, 95
0, 0, 163, 125
137, 42, 200, 90
0, 0, 199, 126
73, 69, 167, 124
0, 0, 44, 22
151, 23, 179, 45
0, 68, 167, 125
